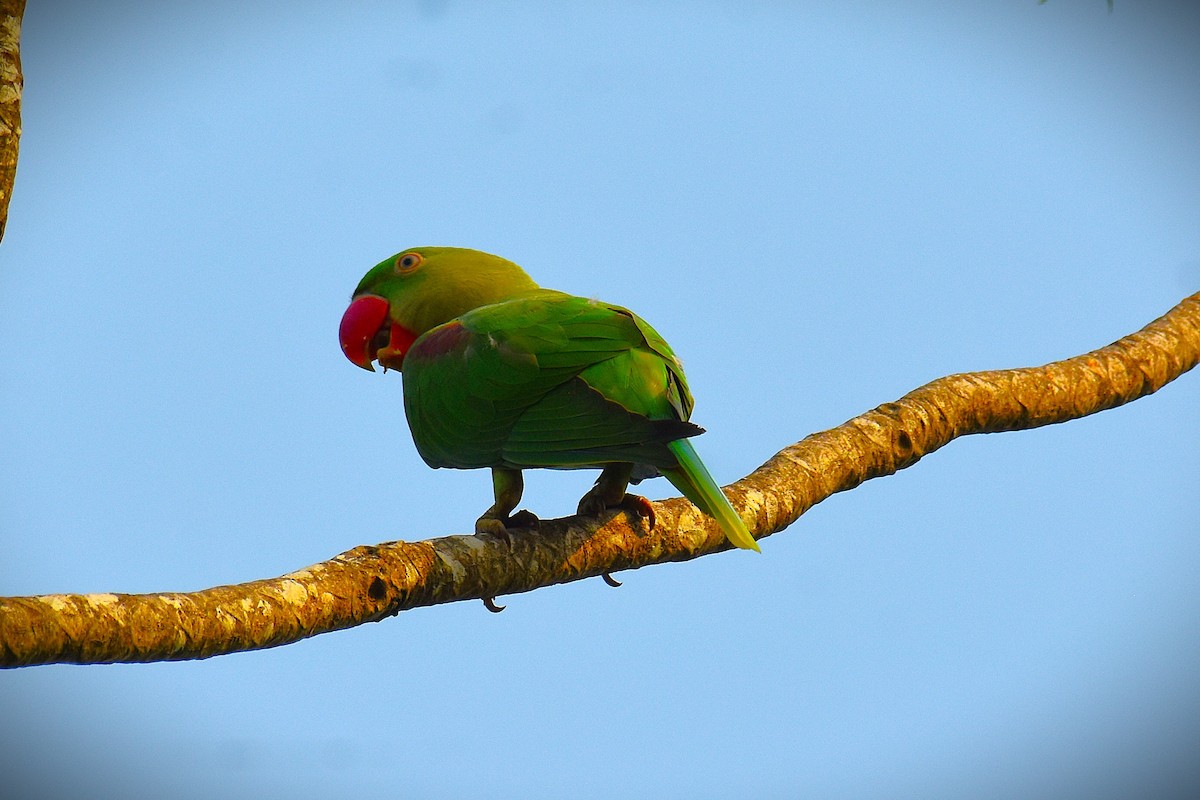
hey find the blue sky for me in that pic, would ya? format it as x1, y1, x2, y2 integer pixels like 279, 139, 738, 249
2, 1, 1198, 797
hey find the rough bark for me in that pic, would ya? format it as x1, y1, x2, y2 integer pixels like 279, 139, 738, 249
0, 0, 23, 242
2, 291, 1197, 667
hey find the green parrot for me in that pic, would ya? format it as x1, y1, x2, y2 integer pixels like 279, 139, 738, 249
338, 246, 759, 552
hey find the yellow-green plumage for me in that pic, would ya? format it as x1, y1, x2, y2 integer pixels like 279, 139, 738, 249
345, 246, 759, 552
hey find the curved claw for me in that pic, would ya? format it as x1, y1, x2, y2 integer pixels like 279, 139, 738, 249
482, 596, 506, 613
624, 494, 656, 530
602, 572, 622, 588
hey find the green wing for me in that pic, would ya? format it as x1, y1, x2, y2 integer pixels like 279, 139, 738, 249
401, 291, 700, 471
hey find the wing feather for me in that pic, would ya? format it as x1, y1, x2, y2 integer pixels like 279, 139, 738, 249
401, 291, 699, 470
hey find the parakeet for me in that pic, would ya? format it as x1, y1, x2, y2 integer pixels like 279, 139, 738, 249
338, 246, 759, 552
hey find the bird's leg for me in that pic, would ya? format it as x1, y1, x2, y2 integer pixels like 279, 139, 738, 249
577, 463, 632, 515
577, 463, 656, 530
476, 469, 536, 611
578, 463, 652, 589
475, 467, 538, 540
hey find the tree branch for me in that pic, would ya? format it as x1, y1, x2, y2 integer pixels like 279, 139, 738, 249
0, 0, 24, 242
3, 291, 1197, 668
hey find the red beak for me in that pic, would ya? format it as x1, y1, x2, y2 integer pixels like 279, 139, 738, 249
339, 295, 391, 371
339, 295, 419, 372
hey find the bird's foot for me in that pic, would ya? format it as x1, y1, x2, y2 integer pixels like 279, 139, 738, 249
578, 490, 656, 529
508, 509, 539, 529
474, 510, 539, 544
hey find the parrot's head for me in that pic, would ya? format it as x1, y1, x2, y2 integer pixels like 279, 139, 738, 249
339, 246, 540, 372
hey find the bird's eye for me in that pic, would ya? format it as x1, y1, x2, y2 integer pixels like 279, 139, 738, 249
395, 252, 422, 273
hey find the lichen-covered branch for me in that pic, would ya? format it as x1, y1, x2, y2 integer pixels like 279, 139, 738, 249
0, 0, 24, 242
2, 292, 1197, 667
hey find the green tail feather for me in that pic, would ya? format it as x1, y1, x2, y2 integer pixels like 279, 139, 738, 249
664, 439, 761, 552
